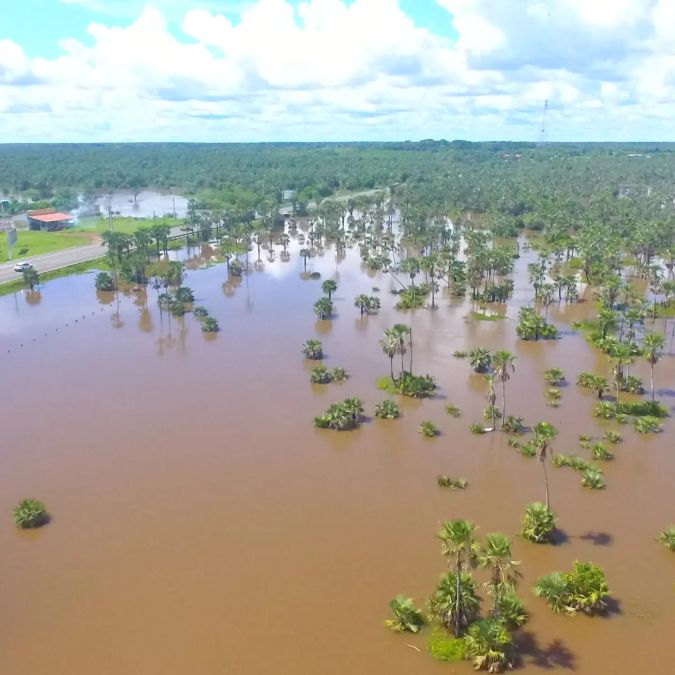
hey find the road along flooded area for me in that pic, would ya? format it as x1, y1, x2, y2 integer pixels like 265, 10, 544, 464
0, 228, 673, 675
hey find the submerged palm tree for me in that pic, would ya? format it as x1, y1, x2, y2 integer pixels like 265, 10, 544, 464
438, 519, 477, 637
533, 422, 557, 509
492, 350, 516, 425
385, 596, 425, 633
477, 533, 521, 616
643, 332, 665, 401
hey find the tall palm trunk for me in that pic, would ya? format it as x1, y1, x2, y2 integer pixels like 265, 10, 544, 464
455, 552, 462, 638
650, 362, 655, 401
541, 459, 550, 510
501, 379, 507, 425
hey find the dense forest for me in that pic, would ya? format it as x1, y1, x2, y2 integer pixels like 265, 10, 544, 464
2, 141, 675, 218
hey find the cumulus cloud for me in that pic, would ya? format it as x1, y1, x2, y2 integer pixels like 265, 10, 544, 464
1, 0, 674, 141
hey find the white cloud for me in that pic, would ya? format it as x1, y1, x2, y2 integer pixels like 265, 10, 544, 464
1, 0, 675, 141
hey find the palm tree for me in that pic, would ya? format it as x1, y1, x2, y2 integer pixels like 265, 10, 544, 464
533, 422, 557, 510
302, 339, 323, 360
521, 502, 556, 543
321, 279, 337, 300
477, 534, 521, 616
379, 333, 398, 381
464, 618, 512, 673
313, 297, 333, 320
22, 268, 40, 292
643, 332, 665, 401
607, 342, 633, 404
485, 374, 497, 431
354, 294, 370, 316
492, 350, 516, 425
385, 596, 425, 633
428, 572, 480, 633
438, 519, 477, 637
299, 248, 310, 271
386, 324, 411, 376
469, 347, 491, 373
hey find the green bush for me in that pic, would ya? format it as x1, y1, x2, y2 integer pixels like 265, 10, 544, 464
374, 400, 401, 419
437, 476, 468, 490
582, 468, 606, 489
521, 502, 556, 544
617, 401, 667, 417
534, 561, 609, 616
385, 596, 425, 633
591, 443, 614, 461
658, 526, 675, 552
502, 416, 524, 433
201, 317, 219, 332
14, 498, 48, 528
419, 420, 440, 438
634, 416, 662, 434
193, 305, 209, 318
427, 629, 467, 662
445, 404, 461, 417
95, 271, 114, 291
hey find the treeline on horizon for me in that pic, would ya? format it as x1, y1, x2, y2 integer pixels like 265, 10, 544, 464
2, 140, 675, 228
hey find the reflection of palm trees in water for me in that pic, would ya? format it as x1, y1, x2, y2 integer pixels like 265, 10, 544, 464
111, 288, 124, 329
135, 288, 153, 333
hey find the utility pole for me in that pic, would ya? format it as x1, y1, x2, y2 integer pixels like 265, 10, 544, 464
537, 99, 549, 147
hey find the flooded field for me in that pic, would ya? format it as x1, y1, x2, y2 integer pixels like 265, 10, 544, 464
0, 230, 673, 675
95, 190, 188, 219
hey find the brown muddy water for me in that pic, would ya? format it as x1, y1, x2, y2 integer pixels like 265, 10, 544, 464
0, 233, 673, 675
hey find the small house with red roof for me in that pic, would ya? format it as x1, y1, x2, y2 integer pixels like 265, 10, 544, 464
27, 208, 74, 231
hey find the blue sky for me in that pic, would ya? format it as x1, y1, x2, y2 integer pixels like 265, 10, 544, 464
1, 0, 674, 142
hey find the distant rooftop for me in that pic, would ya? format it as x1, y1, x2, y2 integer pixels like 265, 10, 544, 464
29, 212, 73, 223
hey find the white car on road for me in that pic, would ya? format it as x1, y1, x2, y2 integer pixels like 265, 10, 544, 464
13, 262, 34, 273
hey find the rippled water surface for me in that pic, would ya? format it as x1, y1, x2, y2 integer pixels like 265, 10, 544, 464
0, 230, 673, 675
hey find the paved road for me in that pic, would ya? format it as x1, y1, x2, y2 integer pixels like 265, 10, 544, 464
0, 243, 105, 284
0, 226, 192, 285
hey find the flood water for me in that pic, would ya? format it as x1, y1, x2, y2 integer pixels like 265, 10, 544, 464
0, 229, 673, 675
95, 190, 188, 219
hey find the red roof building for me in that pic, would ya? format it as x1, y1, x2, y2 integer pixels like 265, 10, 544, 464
27, 209, 74, 231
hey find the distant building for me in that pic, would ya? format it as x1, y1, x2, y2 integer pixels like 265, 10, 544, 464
27, 208, 74, 231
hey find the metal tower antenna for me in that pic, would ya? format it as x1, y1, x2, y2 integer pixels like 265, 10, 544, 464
537, 99, 549, 146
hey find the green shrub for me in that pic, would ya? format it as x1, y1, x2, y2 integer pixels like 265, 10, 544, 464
445, 404, 461, 417
534, 562, 609, 616
437, 476, 468, 490
330, 367, 349, 382
591, 443, 614, 461
201, 317, 219, 332
419, 420, 440, 438
593, 402, 615, 419
464, 618, 512, 672
603, 430, 622, 444
658, 526, 675, 552
521, 502, 556, 544
385, 596, 425, 633
508, 437, 520, 448
520, 440, 537, 457
427, 629, 467, 662
582, 468, 606, 489
470, 423, 487, 435
95, 271, 114, 291
544, 368, 565, 385
374, 400, 401, 419
617, 401, 667, 417
634, 416, 662, 434
302, 339, 323, 360
14, 498, 48, 528
310, 365, 332, 384
452, 350, 468, 358
193, 305, 209, 318
501, 416, 524, 433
